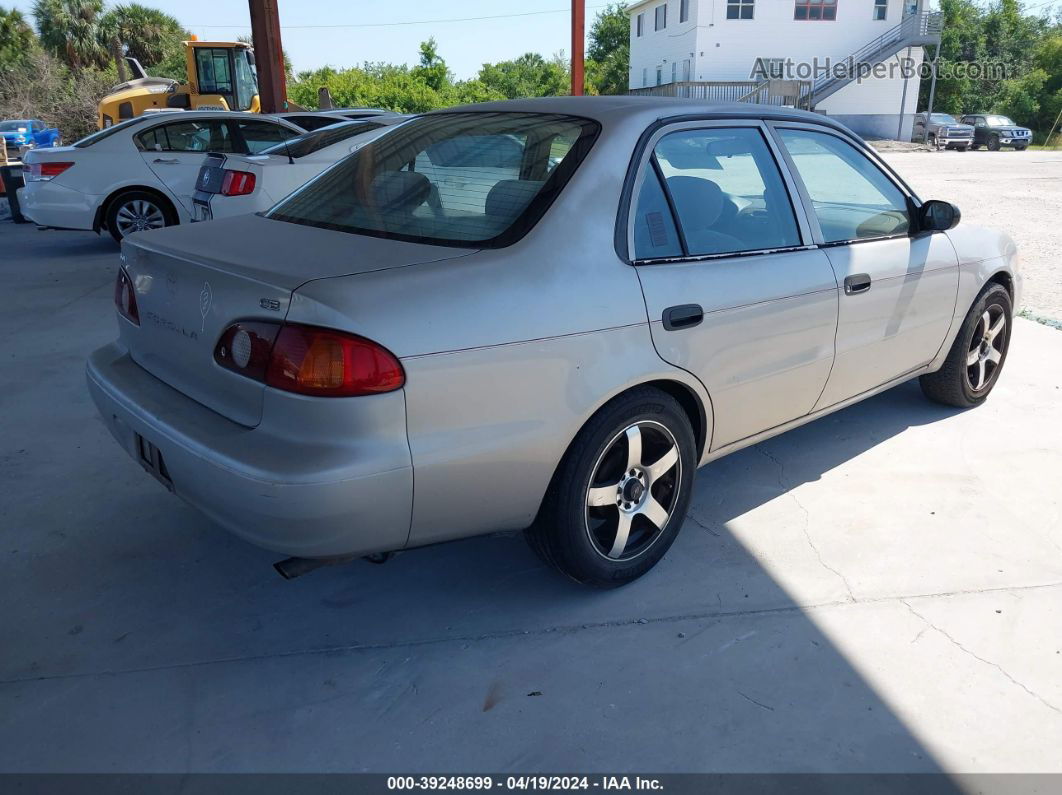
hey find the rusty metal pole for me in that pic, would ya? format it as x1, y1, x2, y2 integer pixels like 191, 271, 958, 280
571, 0, 585, 95
248, 0, 288, 112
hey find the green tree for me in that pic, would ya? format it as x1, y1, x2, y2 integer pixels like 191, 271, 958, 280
32, 0, 108, 71
478, 52, 568, 98
98, 3, 185, 81
412, 37, 449, 92
586, 3, 629, 95
0, 6, 38, 69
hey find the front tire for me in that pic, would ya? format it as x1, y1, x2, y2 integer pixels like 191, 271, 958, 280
105, 190, 176, 243
526, 388, 696, 588
987, 135, 1001, 151
1015, 144, 1028, 151
920, 283, 1012, 408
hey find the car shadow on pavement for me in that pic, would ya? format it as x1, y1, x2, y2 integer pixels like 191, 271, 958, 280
0, 364, 970, 776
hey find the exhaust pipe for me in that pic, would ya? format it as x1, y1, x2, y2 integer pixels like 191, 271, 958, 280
273, 555, 355, 580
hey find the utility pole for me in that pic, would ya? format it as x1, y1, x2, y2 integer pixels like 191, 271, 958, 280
571, 0, 585, 96
896, 46, 912, 141
923, 43, 940, 146
248, 0, 288, 113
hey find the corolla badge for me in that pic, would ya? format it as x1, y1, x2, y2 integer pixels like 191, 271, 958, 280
199, 282, 212, 332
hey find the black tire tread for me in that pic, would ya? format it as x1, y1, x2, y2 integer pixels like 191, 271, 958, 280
526, 386, 695, 588
920, 283, 1011, 408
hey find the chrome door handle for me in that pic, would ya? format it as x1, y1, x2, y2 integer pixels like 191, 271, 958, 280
152, 158, 179, 164
844, 273, 872, 295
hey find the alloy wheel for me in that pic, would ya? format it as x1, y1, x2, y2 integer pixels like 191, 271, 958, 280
115, 199, 166, 237
967, 305, 1007, 392
585, 421, 682, 561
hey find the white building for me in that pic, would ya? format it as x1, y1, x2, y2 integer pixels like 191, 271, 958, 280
627, 0, 940, 140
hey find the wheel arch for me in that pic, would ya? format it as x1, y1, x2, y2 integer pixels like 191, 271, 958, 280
95, 184, 179, 233
986, 269, 1013, 299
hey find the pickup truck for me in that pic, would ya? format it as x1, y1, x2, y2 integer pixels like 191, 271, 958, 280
0, 119, 62, 155
960, 114, 1032, 151
912, 113, 974, 150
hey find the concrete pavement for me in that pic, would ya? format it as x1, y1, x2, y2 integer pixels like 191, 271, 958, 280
0, 223, 1060, 773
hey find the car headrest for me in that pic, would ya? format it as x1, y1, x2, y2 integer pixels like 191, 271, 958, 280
485, 179, 544, 218
665, 176, 724, 230
370, 171, 431, 213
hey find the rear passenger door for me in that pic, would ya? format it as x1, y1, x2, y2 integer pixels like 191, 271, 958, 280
771, 124, 958, 408
137, 119, 237, 214
632, 121, 840, 450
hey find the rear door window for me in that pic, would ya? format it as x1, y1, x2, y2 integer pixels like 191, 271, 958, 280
137, 120, 235, 153
636, 126, 801, 258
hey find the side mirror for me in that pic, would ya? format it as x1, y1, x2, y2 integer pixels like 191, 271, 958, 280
918, 199, 961, 232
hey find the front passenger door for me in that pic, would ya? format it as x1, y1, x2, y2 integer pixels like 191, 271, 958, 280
773, 125, 958, 409
632, 123, 839, 450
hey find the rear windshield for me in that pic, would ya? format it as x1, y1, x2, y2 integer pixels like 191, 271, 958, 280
261, 121, 384, 158
73, 117, 146, 148
264, 111, 600, 248
1, 121, 30, 131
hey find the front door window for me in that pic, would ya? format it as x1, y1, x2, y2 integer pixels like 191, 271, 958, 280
776, 128, 910, 243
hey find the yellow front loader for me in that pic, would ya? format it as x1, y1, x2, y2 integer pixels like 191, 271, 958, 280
98, 40, 261, 128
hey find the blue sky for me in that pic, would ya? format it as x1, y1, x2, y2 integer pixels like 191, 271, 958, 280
10, 0, 611, 79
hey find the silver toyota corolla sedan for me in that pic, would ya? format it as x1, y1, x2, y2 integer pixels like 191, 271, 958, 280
88, 97, 1021, 587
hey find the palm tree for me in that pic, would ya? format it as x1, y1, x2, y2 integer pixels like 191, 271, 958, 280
32, 0, 108, 71
0, 6, 38, 68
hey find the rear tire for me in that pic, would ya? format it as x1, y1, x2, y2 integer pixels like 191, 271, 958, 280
920, 283, 1012, 408
105, 190, 177, 243
526, 387, 696, 588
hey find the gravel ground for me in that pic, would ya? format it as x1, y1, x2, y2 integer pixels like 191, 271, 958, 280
879, 149, 1062, 321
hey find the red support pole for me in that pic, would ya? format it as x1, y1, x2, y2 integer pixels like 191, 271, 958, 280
248, 0, 288, 113
571, 0, 585, 96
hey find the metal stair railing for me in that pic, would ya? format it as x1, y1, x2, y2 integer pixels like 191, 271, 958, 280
808, 11, 942, 105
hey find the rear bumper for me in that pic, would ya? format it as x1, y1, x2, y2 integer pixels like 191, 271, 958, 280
20, 180, 99, 230
86, 342, 413, 558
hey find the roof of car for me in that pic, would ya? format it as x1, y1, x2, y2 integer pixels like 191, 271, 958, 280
431, 95, 854, 132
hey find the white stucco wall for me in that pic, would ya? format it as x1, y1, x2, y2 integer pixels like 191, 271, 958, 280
627, 0, 927, 138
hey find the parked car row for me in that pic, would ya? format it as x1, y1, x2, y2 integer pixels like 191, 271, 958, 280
913, 112, 1033, 151
18, 109, 409, 242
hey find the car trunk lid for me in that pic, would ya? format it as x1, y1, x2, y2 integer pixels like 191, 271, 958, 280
119, 213, 475, 427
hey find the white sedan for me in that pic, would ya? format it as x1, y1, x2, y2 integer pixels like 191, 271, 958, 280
191, 116, 410, 222
19, 111, 305, 242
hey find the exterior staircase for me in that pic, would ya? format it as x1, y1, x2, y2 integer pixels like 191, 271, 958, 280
805, 11, 943, 107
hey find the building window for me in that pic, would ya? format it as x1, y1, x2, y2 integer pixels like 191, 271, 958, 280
671, 62, 677, 82
636, 12, 644, 36
873, 0, 887, 19
680, 0, 690, 22
795, 0, 837, 19
642, 67, 648, 87
727, 0, 755, 20
655, 3, 667, 30
656, 67, 663, 85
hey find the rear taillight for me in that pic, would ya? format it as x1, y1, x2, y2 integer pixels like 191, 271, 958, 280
114, 268, 139, 325
221, 169, 256, 196
24, 161, 74, 182
213, 322, 404, 397
214, 321, 280, 381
